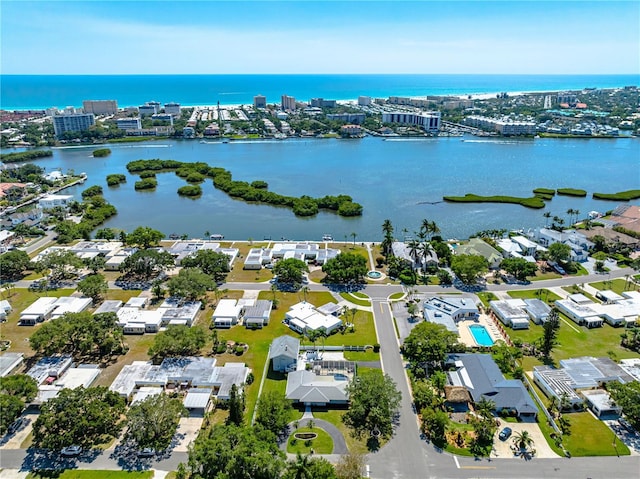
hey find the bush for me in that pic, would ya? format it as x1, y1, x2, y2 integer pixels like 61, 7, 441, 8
92, 148, 111, 158
235, 345, 245, 355
373, 343, 381, 353
246, 372, 254, 385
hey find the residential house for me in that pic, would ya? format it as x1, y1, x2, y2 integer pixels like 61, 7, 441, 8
489, 299, 531, 329
533, 228, 593, 262
212, 299, 242, 328
456, 238, 503, 269
0, 299, 12, 321
243, 300, 273, 329
285, 370, 349, 406
270, 335, 300, 373
38, 194, 74, 209
423, 296, 479, 334
284, 302, 343, 335
391, 241, 439, 270
20, 297, 58, 325
0, 352, 24, 377
447, 353, 538, 419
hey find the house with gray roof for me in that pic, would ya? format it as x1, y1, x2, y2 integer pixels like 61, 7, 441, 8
423, 296, 479, 334
243, 300, 273, 329
285, 370, 349, 406
391, 241, 438, 270
447, 353, 537, 418
270, 335, 300, 372
456, 238, 503, 269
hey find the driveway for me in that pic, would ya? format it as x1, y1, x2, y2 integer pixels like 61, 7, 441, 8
282, 418, 347, 454
492, 418, 559, 459
0, 414, 37, 450
171, 417, 203, 452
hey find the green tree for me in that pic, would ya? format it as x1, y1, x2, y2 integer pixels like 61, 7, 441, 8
29, 311, 125, 359
412, 380, 437, 411
607, 381, 640, 429
95, 227, 117, 240
547, 242, 572, 265
83, 255, 106, 274
181, 249, 230, 283
125, 393, 185, 451
77, 273, 108, 302
284, 454, 336, 479
187, 424, 285, 479
33, 386, 125, 450
343, 372, 401, 439
167, 267, 215, 301
34, 249, 84, 281
402, 321, 461, 371
538, 307, 560, 359
148, 325, 206, 362
322, 252, 368, 284
420, 407, 449, 446
273, 258, 309, 288
334, 451, 365, 479
120, 249, 175, 277
0, 374, 38, 402
500, 257, 538, 281
0, 250, 31, 280
255, 390, 294, 438
381, 219, 394, 259
450, 254, 489, 284
512, 430, 535, 456
126, 226, 165, 248
226, 384, 245, 426
469, 414, 496, 457
0, 394, 26, 435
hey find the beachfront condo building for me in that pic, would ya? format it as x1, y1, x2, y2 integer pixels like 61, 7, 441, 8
164, 102, 181, 117
82, 100, 118, 115
52, 113, 95, 138
254, 95, 266, 109
281, 95, 296, 111
382, 111, 441, 133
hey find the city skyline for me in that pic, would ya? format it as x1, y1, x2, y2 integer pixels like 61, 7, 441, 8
1, 0, 639, 75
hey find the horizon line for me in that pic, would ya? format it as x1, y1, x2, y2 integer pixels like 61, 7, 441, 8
2, 72, 639, 77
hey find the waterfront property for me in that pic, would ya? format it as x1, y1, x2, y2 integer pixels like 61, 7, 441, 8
381, 111, 441, 132
532, 228, 593, 262
52, 112, 95, 138
446, 353, 538, 418
38, 194, 74, 209
456, 238, 503, 269
392, 241, 438, 270
165, 240, 238, 266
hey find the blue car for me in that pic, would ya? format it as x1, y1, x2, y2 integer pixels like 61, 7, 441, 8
498, 427, 512, 441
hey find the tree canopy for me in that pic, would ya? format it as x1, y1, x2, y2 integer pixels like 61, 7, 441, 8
0, 250, 31, 280
181, 249, 230, 283
402, 321, 461, 371
120, 249, 175, 278
125, 393, 185, 450
322, 252, 368, 284
273, 258, 309, 288
167, 267, 215, 301
500, 257, 538, 281
255, 390, 294, 438
283, 454, 336, 479
148, 325, 206, 362
77, 273, 108, 302
29, 311, 126, 360
450, 254, 489, 285
33, 249, 84, 281
607, 381, 640, 429
343, 372, 401, 439
33, 386, 125, 450
0, 374, 38, 435
125, 226, 165, 248
187, 424, 285, 479
547, 242, 572, 264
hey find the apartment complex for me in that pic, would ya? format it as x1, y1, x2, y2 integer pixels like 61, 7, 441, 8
52, 113, 95, 138
382, 111, 441, 133
253, 95, 266, 109
281, 95, 296, 111
465, 115, 536, 136
82, 100, 118, 115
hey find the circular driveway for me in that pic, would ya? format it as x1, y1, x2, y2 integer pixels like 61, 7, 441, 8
281, 418, 348, 454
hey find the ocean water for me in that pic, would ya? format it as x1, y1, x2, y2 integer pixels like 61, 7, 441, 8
1, 74, 638, 110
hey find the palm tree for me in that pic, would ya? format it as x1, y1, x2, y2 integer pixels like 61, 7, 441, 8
574, 209, 580, 224
381, 219, 394, 258
407, 240, 421, 269
285, 453, 313, 479
351, 232, 357, 245
475, 397, 495, 420
543, 211, 552, 227
300, 286, 309, 302
419, 241, 434, 274
512, 430, 535, 456
204, 230, 210, 239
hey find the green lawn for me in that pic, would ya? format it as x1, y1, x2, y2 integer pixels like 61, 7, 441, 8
561, 412, 629, 456
326, 311, 377, 346
389, 292, 405, 301
343, 349, 380, 362
590, 279, 635, 295
339, 292, 371, 307
507, 289, 561, 305
286, 426, 334, 454
28, 472, 153, 479
312, 407, 368, 454
506, 316, 638, 363
529, 270, 562, 281
476, 292, 498, 308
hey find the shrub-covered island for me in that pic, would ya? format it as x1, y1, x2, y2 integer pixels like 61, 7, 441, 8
443, 193, 546, 209
126, 159, 363, 217
106, 173, 127, 186
92, 148, 112, 157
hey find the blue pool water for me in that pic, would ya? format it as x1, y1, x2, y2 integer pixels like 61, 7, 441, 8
469, 325, 495, 347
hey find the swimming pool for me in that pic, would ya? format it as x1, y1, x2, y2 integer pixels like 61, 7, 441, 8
469, 324, 494, 347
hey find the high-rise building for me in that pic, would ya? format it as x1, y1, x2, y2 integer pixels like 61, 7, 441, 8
164, 102, 181, 117
381, 112, 441, 133
52, 113, 95, 138
310, 98, 337, 108
281, 95, 296, 111
82, 100, 118, 115
254, 95, 266, 109
116, 118, 142, 131
358, 96, 372, 106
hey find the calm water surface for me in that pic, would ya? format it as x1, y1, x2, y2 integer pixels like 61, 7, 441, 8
29, 136, 640, 241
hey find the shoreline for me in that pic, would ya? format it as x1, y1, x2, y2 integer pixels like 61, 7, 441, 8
2, 85, 634, 112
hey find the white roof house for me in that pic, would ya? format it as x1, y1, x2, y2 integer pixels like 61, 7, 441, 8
0, 299, 12, 321
93, 300, 123, 315
20, 297, 58, 325
159, 299, 201, 327
50, 296, 92, 319
212, 299, 242, 328
38, 194, 74, 209
116, 308, 164, 333
424, 297, 479, 334
0, 352, 24, 377
555, 299, 603, 328
183, 388, 213, 414
489, 299, 530, 329
69, 241, 123, 259
582, 389, 622, 417
285, 302, 343, 335
27, 355, 73, 385
125, 296, 149, 309
595, 290, 624, 304
523, 299, 551, 324
243, 248, 272, 270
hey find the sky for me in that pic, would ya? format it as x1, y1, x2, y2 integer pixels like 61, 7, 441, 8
1, 0, 639, 75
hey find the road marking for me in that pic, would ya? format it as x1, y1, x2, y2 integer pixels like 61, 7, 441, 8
453, 456, 460, 468
460, 466, 496, 470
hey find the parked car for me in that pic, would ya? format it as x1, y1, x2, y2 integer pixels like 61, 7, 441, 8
60, 445, 82, 457
137, 448, 155, 458
619, 418, 636, 434
7, 417, 26, 434
498, 427, 512, 441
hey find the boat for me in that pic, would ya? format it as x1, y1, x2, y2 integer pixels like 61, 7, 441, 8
322, 234, 333, 241
210, 234, 224, 240
168, 233, 180, 240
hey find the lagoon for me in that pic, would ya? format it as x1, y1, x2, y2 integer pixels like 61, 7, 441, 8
28, 135, 639, 241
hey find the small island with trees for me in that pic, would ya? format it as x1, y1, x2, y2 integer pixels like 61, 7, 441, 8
92, 148, 111, 158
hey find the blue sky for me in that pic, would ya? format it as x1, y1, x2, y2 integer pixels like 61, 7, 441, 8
1, 1, 638, 74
